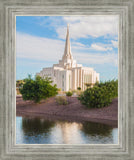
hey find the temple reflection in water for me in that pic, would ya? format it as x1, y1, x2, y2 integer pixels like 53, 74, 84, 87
15, 117, 118, 144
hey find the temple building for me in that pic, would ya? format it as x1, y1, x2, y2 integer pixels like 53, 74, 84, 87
36, 25, 99, 91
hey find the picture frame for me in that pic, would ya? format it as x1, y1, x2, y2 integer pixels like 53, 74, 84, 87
0, 0, 134, 159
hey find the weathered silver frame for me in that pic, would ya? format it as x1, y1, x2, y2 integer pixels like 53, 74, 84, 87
0, 0, 134, 159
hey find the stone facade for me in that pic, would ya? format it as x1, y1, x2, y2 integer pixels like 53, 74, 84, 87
37, 25, 99, 91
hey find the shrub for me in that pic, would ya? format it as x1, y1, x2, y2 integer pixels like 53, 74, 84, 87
20, 75, 58, 103
66, 91, 73, 97
58, 88, 61, 91
94, 79, 118, 98
78, 86, 111, 108
85, 83, 93, 88
55, 96, 68, 105
79, 80, 118, 108
77, 87, 81, 90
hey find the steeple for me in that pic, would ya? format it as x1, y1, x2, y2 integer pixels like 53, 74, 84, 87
58, 24, 76, 69
62, 24, 73, 60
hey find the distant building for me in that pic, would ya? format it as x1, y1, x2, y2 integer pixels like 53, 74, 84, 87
37, 25, 99, 91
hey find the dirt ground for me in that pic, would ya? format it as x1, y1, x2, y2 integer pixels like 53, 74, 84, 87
16, 95, 118, 127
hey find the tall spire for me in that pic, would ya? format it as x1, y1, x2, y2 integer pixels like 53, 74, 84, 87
62, 24, 73, 60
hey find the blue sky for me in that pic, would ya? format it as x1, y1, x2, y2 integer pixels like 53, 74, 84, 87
16, 16, 118, 81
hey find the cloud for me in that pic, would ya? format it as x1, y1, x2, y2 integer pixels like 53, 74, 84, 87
111, 40, 118, 48
16, 32, 65, 62
73, 52, 118, 66
91, 43, 113, 51
72, 42, 86, 47
71, 42, 114, 52
56, 15, 119, 39
16, 32, 118, 67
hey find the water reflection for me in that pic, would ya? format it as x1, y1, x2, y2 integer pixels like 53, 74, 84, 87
55, 121, 83, 144
22, 118, 55, 136
81, 121, 112, 136
16, 116, 118, 144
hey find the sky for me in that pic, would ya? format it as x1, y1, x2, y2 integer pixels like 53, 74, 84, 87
16, 16, 119, 82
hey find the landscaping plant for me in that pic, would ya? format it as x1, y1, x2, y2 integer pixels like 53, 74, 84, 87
20, 75, 58, 103
55, 96, 68, 105
77, 87, 81, 90
66, 91, 73, 97
78, 80, 118, 108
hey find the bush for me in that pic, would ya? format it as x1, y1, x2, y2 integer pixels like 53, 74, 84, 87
77, 87, 81, 90
78, 80, 118, 108
94, 79, 118, 98
55, 96, 68, 105
20, 75, 58, 103
66, 91, 73, 97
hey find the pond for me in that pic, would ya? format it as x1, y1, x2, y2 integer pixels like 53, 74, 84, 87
16, 116, 118, 144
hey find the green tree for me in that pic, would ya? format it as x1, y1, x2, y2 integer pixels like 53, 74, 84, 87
20, 75, 58, 103
79, 80, 118, 108
85, 83, 93, 88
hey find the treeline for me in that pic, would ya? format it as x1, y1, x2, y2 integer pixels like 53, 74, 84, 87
78, 80, 118, 108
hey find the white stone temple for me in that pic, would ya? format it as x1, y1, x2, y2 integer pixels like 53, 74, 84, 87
36, 24, 99, 91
